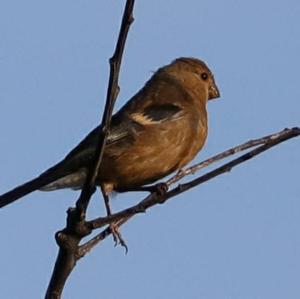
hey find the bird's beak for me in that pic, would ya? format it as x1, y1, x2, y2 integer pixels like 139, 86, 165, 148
208, 84, 220, 100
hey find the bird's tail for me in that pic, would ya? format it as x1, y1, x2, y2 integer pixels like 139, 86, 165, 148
0, 161, 81, 208
0, 175, 56, 208
0, 126, 98, 208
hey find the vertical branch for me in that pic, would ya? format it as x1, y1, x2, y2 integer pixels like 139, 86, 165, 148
45, 1, 135, 298
77, 0, 135, 213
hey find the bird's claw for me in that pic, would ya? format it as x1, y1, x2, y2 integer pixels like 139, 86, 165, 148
110, 223, 128, 254
154, 182, 168, 196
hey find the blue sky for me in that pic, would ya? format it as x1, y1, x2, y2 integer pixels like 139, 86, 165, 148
0, 1, 299, 298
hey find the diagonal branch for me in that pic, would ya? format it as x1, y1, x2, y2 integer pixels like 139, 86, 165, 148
77, 127, 300, 258
45, 1, 135, 299
166, 128, 296, 186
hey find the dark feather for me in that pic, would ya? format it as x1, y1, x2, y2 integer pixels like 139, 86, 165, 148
142, 103, 182, 122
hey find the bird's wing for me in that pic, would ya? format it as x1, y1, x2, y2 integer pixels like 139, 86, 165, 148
128, 103, 183, 126
57, 74, 188, 171
62, 102, 183, 164
120, 74, 189, 126
143, 103, 182, 121
60, 118, 135, 167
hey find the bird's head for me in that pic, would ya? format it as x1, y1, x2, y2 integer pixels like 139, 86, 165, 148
164, 57, 220, 101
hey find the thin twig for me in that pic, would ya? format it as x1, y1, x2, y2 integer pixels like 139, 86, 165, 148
166, 128, 293, 186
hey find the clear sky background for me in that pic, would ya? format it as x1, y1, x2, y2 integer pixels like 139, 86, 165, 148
0, 1, 299, 298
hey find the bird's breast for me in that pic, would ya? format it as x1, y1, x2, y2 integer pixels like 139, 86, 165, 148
98, 106, 208, 190
176, 106, 208, 168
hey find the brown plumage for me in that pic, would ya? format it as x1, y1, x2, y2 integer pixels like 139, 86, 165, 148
0, 57, 220, 208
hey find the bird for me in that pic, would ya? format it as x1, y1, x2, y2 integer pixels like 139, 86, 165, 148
0, 57, 220, 209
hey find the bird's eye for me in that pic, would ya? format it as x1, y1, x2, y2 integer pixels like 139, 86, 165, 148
201, 72, 208, 80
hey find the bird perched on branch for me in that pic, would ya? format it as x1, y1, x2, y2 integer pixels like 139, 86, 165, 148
0, 57, 220, 208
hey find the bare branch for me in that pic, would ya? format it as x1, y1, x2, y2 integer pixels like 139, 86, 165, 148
76, 127, 300, 257
45, 1, 135, 298
166, 128, 296, 186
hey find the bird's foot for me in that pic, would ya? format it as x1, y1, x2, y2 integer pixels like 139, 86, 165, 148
100, 184, 128, 253
154, 182, 168, 195
110, 223, 128, 253
141, 182, 168, 195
